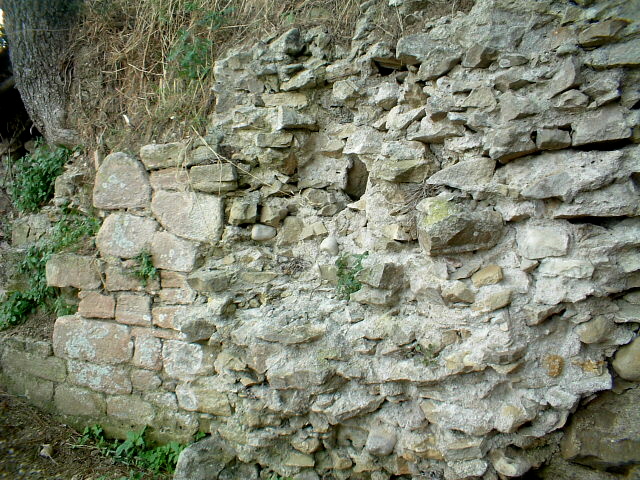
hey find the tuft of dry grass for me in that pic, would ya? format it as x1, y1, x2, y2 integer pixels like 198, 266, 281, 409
69, 0, 362, 153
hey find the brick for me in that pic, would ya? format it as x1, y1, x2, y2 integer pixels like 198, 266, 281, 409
163, 340, 216, 380
78, 291, 116, 319
46, 254, 101, 289
67, 360, 132, 395
107, 395, 155, 424
132, 333, 163, 370
115, 294, 152, 326
54, 384, 105, 416
53, 315, 133, 364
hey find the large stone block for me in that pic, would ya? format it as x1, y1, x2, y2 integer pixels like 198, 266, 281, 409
151, 191, 224, 243
93, 152, 151, 209
612, 337, 640, 381
132, 333, 163, 371
78, 291, 116, 319
149, 167, 190, 191
115, 294, 152, 326
54, 384, 105, 417
96, 213, 158, 259
516, 224, 569, 259
140, 142, 188, 170
163, 340, 216, 380
572, 106, 631, 146
107, 395, 155, 425
45, 254, 101, 289
0, 346, 66, 383
416, 199, 504, 255
53, 315, 133, 364
67, 359, 132, 394
151, 231, 199, 272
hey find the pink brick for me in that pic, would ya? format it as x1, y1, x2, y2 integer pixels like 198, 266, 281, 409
78, 292, 116, 319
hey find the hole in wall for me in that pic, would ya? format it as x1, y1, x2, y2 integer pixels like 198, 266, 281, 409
344, 155, 369, 200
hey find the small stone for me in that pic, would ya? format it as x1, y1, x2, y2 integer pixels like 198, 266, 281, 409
320, 236, 339, 255
543, 354, 564, 378
572, 106, 631, 146
275, 106, 318, 131
546, 57, 580, 98
472, 288, 512, 312
115, 294, 152, 326
251, 224, 277, 241
442, 281, 475, 304
536, 128, 571, 150
78, 292, 115, 319
149, 168, 190, 191
575, 316, 610, 344
140, 142, 187, 170
472, 265, 503, 287
426, 157, 495, 191
585, 38, 640, 69
578, 19, 628, 47
417, 48, 461, 80
228, 196, 258, 225
462, 43, 497, 68
555, 89, 589, 111
612, 337, 640, 381
151, 231, 199, 273
365, 427, 397, 456
190, 164, 238, 193
490, 450, 532, 478
516, 224, 569, 259
486, 127, 537, 163
407, 117, 465, 144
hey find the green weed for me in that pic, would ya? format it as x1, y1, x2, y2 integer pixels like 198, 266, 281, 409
415, 343, 438, 367
0, 208, 100, 330
132, 249, 158, 287
335, 252, 368, 300
9, 139, 73, 213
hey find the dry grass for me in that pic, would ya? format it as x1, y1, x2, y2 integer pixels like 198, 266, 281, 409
69, 0, 362, 153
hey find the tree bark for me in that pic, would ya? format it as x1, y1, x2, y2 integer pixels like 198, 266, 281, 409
3, 0, 82, 146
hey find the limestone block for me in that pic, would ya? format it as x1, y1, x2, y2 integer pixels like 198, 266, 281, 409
105, 264, 145, 291
344, 127, 383, 155
270, 28, 304, 56
490, 449, 531, 478
332, 79, 361, 102
78, 292, 115, 319
151, 231, 199, 272
572, 106, 631, 146
251, 224, 277, 241
53, 315, 133, 364
536, 128, 571, 150
46, 253, 101, 289
176, 380, 232, 416
151, 190, 224, 243
67, 359, 132, 394
550, 181, 640, 219
163, 340, 216, 379
462, 43, 497, 68
266, 353, 334, 390
575, 316, 611, 344
131, 369, 162, 391
585, 38, 640, 69
462, 87, 497, 111
578, 19, 628, 47
262, 92, 309, 108
407, 117, 465, 144
546, 57, 581, 98
190, 164, 238, 193
365, 428, 397, 456
385, 105, 425, 131
516, 224, 569, 259
93, 152, 151, 209
538, 258, 594, 279
187, 269, 230, 294
472, 288, 512, 313
276, 216, 304, 246
169, 304, 222, 342
274, 107, 318, 131
149, 168, 189, 191
131, 335, 163, 371
555, 90, 589, 111
426, 157, 495, 191
441, 281, 475, 304
173, 434, 236, 480
485, 127, 537, 163
139, 142, 187, 170
416, 198, 504, 255
357, 262, 404, 290
372, 82, 399, 110
159, 285, 197, 305
54, 385, 105, 417
299, 155, 350, 189
612, 337, 640, 381
472, 265, 503, 287
228, 196, 258, 225
107, 395, 155, 425
0, 346, 66, 383
395, 33, 436, 64
417, 47, 461, 81
372, 158, 434, 183
96, 213, 158, 259
152, 305, 179, 329
115, 294, 152, 326
281, 68, 323, 91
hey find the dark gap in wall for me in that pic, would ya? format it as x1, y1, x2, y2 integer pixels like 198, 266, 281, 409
572, 138, 634, 152
563, 215, 630, 228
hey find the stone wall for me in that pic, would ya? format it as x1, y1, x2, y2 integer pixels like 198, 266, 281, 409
1, 0, 640, 478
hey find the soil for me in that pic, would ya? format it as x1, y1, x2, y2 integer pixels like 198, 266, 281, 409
0, 385, 140, 480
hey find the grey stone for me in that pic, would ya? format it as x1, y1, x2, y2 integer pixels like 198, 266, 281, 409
555, 89, 589, 111
151, 191, 224, 243
251, 224, 277, 241
546, 57, 581, 98
163, 340, 216, 380
490, 449, 531, 478
150, 231, 199, 272
578, 19, 628, 47
190, 164, 238, 193
176, 379, 232, 416
426, 157, 495, 191
385, 105, 425, 131
270, 28, 304, 56
174, 434, 236, 480
417, 48, 461, 80
442, 281, 475, 304
462, 43, 497, 68
416, 198, 504, 255
572, 106, 631, 146
396, 33, 437, 65
499, 92, 538, 122
486, 127, 537, 163
275, 107, 318, 131
187, 269, 230, 294
93, 152, 151, 210
96, 213, 158, 259
365, 427, 397, 456
149, 168, 190, 191
612, 337, 640, 381
228, 196, 258, 225
585, 38, 640, 69
139, 142, 187, 170
372, 82, 400, 110
516, 224, 569, 259
462, 87, 497, 111
371, 159, 434, 183
536, 128, 571, 150
407, 117, 465, 143
344, 127, 383, 155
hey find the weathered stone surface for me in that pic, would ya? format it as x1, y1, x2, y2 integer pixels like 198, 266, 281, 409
546, 57, 580, 98
472, 288, 512, 313
53, 315, 133, 364
275, 107, 318, 131
186, 269, 230, 294
344, 127, 383, 155
365, 427, 397, 456
190, 164, 238, 193
407, 117, 465, 144
176, 379, 232, 416
416, 198, 504, 255
46, 254, 101, 289
96, 213, 158, 259
174, 434, 236, 480
93, 152, 151, 209
228, 196, 259, 225
612, 337, 640, 381
251, 224, 277, 241
561, 387, 640, 468
471, 265, 503, 287
426, 158, 495, 191
585, 38, 640, 69
132, 333, 162, 371
485, 127, 537, 163
572, 106, 631, 146
140, 142, 187, 170
54, 385, 105, 417
578, 19, 628, 47
536, 128, 571, 150
516, 224, 569, 259
163, 340, 216, 379
151, 191, 224, 242
149, 167, 190, 191
442, 281, 475, 304
0, 346, 66, 383
107, 395, 155, 425
78, 292, 115, 319
462, 43, 497, 68
150, 231, 199, 272
417, 47, 461, 80
67, 360, 132, 395
115, 294, 152, 326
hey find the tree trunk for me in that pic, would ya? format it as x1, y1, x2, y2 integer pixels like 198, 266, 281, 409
3, 0, 82, 146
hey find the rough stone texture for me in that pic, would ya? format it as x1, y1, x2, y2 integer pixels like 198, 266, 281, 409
150, 231, 199, 272
139, 142, 187, 170
115, 294, 152, 326
53, 315, 133, 365
190, 164, 238, 193
612, 337, 640, 381
66, 360, 132, 395
96, 213, 158, 259
93, 152, 151, 209
54, 385, 105, 417
151, 191, 224, 243
78, 291, 116, 319
45, 254, 101, 289
163, 340, 216, 380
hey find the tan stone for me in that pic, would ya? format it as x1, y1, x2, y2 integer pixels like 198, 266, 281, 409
78, 292, 115, 319
105, 264, 145, 291
67, 360, 132, 394
159, 286, 197, 305
612, 337, 640, 381
471, 265, 503, 287
149, 167, 190, 191
96, 213, 158, 259
107, 395, 155, 425
132, 333, 163, 370
45, 254, 101, 289
93, 152, 151, 209
152, 305, 179, 329
115, 294, 152, 326
176, 381, 232, 416
442, 281, 475, 304
160, 271, 189, 288
0, 346, 66, 383
472, 289, 512, 312
190, 164, 238, 193
54, 385, 105, 417
163, 340, 216, 379
139, 142, 187, 170
130, 369, 162, 391
53, 315, 133, 364
151, 190, 224, 243
151, 231, 199, 273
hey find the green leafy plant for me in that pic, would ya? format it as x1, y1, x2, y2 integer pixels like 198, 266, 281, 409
415, 343, 438, 367
9, 139, 73, 213
132, 249, 158, 287
335, 252, 368, 300
0, 208, 100, 330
